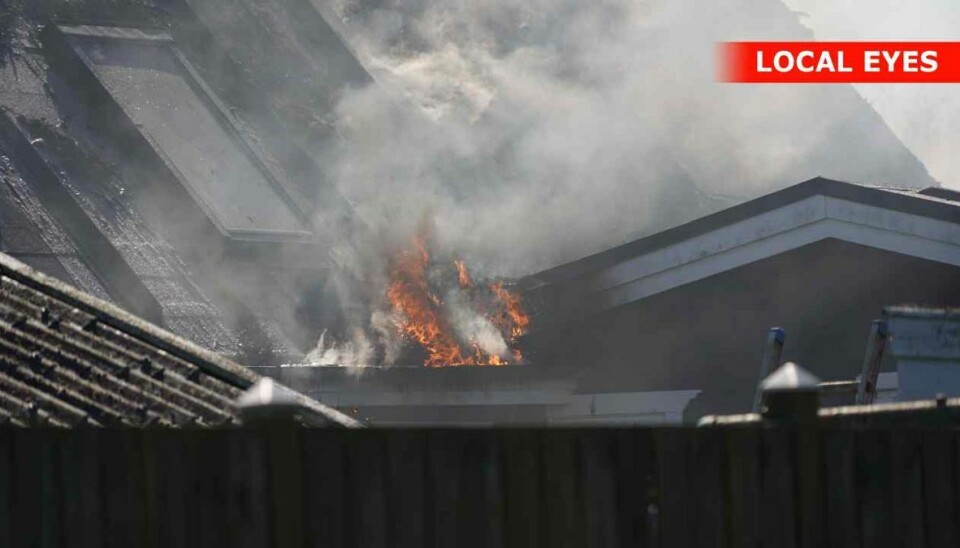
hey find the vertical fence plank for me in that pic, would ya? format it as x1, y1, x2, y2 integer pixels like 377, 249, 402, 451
541, 430, 586, 548
725, 427, 761, 548
347, 431, 388, 548
429, 429, 464, 548
499, 429, 543, 548
484, 431, 506, 548
384, 430, 428, 548
99, 429, 144, 548
857, 429, 894, 548
197, 430, 234, 548
60, 430, 104, 547
609, 428, 658, 546
154, 431, 189, 548
139, 429, 163, 548
796, 428, 823, 548
822, 429, 860, 548
12, 429, 65, 547
302, 429, 348, 548
10, 429, 43, 544
227, 429, 271, 548
635, 429, 659, 548
0, 427, 12, 548
759, 427, 796, 548
609, 429, 654, 548
694, 427, 728, 548
39, 429, 62, 548
455, 431, 500, 548
922, 429, 957, 548
125, 430, 152, 548
954, 431, 960, 546
267, 426, 305, 548
657, 428, 695, 547
890, 429, 926, 547
179, 431, 211, 548
580, 430, 618, 548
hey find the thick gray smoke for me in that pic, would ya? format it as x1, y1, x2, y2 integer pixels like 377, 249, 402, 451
315, 0, 934, 279
304, 0, 935, 364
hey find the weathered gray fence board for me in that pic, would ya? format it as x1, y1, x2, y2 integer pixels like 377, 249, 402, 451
68, 431, 106, 548
347, 431, 389, 548
760, 428, 796, 548
822, 430, 860, 548
456, 433, 500, 548
657, 428, 696, 547
612, 429, 653, 548
725, 427, 761, 548
0, 428, 11, 548
920, 431, 959, 548
857, 430, 895, 548
0, 427, 959, 547
383, 430, 428, 548
499, 430, 543, 548
99, 430, 145, 548
541, 430, 585, 548
796, 428, 824, 548
429, 430, 466, 548
725, 428, 761, 548
228, 430, 272, 548
694, 427, 727, 548
580, 430, 618, 548
11, 430, 45, 546
890, 429, 926, 547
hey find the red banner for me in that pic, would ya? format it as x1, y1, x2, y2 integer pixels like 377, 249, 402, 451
718, 42, 960, 83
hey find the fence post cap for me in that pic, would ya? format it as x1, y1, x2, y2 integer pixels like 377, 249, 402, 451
761, 362, 820, 393
760, 362, 821, 422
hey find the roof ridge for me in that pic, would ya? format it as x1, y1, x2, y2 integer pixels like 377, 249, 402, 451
523, 177, 960, 288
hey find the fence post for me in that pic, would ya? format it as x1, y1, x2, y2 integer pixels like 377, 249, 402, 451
753, 327, 786, 413
855, 320, 888, 405
760, 363, 824, 547
238, 379, 305, 548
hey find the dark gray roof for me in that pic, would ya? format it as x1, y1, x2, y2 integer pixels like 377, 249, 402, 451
0, 4, 363, 360
524, 177, 960, 290
0, 251, 360, 427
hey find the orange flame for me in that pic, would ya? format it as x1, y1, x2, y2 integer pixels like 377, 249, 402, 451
490, 281, 531, 341
454, 260, 472, 289
386, 235, 529, 367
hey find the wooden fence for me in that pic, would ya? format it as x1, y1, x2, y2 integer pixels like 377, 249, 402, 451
0, 426, 958, 547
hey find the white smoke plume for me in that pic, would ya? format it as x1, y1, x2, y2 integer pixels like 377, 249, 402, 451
315, 0, 933, 280
445, 287, 510, 359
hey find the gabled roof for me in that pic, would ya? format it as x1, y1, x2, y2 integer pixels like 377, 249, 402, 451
525, 177, 960, 323
0, 251, 360, 427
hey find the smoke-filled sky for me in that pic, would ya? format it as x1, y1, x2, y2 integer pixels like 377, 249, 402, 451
782, 0, 960, 190
317, 0, 938, 278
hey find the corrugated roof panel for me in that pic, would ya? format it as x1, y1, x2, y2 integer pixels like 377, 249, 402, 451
0, 252, 359, 428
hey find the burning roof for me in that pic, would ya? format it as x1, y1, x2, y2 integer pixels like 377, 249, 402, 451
310, 227, 531, 368
386, 233, 529, 366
